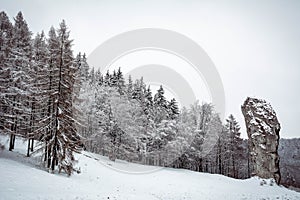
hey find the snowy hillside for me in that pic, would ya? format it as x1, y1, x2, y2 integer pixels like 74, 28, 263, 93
0, 136, 299, 200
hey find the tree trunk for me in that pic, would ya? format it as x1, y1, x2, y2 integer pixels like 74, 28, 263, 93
27, 139, 31, 157
9, 133, 14, 151
30, 138, 34, 152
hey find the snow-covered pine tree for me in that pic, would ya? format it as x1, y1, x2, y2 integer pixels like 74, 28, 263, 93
80, 53, 89, 82
132, 79, 142, 101
144, 85, 153, 114
167, 98, 179, 120
0, 11, 13, 134
26, 31, 49, 157
104, 70, 111, 86
95, 68, 103, 86
116, 67, 125, 95
214, 127, 228, 175
42, 21, 83, 175
40, 26, 60, 167
73, 52, 92, 145
140, 85, 155, 163
6, 12, 32, 151
153, 85, 168, 123
0, 11, 12, 62
126, 75, 133, 99
110, 70, 118, 87
225, 114, 243, 178
88, 67, 95, 85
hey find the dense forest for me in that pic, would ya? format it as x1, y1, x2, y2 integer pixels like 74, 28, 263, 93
1, 11, 298, 189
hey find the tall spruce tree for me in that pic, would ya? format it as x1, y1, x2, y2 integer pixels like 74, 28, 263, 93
42, 21, 83, 175
26, 31, 49, 156
7, 12, 32, 150
225, 114, 243, 178
0, 11, 13, 133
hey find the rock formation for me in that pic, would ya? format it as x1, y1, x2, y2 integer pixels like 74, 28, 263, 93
241, 97, 281, 184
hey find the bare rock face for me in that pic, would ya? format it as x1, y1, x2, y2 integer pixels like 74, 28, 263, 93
241, 97, 281, 184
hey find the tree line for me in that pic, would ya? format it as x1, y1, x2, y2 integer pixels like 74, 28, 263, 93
0, 11, 252, 178
0, 11, 82, 175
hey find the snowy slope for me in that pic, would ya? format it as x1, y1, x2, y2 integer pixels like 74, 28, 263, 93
0, 136, 299, 200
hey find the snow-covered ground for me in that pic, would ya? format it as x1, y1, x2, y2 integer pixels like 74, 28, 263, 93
0, 135, 299, 200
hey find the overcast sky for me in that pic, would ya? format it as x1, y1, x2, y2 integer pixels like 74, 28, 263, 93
2, 0, 300, 138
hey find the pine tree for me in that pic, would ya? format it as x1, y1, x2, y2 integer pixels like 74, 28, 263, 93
41, 21, 83, 175
167, 98, 179, 120
153, 85, 168, 123
126, 75, 133, 99
144, 85, 153, 116
153, 85, 167, 108
81, 53, 89, 82
95, 69, 103, 86
116, 67, 125, 95
7, 11, 32, 151
73, 52, 90, 152
0, 11, 13, 133
111, 70, 118, 87
40, 26, 60, 167
225, 114, 243, 178
75, 52, 90, 87
0, 11, 13, 63
104, 70, 111, 86
88, 67, 95, 85
26, 31, 49, 156
132, 79, 142, 101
